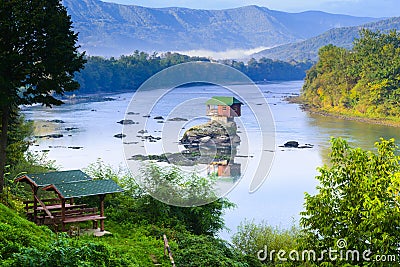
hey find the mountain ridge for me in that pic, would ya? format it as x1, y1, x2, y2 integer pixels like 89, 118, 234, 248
253, 16, 400, 61
62, 0, 380, 56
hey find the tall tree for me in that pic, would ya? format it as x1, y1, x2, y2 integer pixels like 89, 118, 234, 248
300, 138, 400, 265
0, 0, 85, 193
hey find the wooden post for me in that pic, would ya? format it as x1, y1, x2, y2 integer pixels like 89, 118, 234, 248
163, 234, 176, 267
99, 194, 105, 231
33, 186, 38, 223
61, 198, 66, 231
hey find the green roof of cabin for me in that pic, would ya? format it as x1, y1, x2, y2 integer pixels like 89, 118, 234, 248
16, 170, 92, 187
43, 179, 124, 199
205, 96, 243, 106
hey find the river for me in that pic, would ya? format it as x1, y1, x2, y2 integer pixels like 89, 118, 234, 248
22, 80, 400, 239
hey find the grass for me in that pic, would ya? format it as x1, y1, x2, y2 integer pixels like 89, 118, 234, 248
0, 202, 173, 266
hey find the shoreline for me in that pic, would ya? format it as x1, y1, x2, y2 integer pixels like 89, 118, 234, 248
287, 96, 400, 128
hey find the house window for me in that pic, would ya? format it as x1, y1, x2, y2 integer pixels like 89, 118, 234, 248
222, 107, 227, 111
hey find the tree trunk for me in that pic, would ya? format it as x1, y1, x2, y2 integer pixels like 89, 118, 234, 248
0, 107, 10, 194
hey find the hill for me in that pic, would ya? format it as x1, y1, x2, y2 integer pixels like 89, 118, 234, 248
300, 30, 400, 124
253, 17, 400, 61
62, 0, 379, 56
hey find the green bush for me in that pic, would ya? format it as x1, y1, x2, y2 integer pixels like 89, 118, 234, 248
300, 138, 400, 266
12, 236, 112, 267
174, 233, 258, 267
232, 219, 299, 266
85, 160, 235, 236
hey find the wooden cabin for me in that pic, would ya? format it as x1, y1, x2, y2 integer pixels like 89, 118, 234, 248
15, 170, 123, 233
206, 96, 243, 123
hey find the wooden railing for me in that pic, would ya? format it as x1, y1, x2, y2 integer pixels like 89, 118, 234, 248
34, 195, 54, 219
23, 198, 105, 232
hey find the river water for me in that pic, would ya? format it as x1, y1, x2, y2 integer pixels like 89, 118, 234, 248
22, 80, 400, 239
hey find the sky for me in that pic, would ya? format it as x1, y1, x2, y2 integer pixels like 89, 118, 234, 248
101, 0, 399, 18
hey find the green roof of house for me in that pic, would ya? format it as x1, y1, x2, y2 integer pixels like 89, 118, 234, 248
205, 96, 243, 106
16, 170, 92, 187
43, 179, 124, 199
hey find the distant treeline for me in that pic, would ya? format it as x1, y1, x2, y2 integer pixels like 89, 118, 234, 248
301, 29, 400, 120
74, 51, 313, 94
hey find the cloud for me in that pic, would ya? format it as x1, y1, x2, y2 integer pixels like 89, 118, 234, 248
173, 47, 270, 60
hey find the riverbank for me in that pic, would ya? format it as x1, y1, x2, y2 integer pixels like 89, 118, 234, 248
287, 96, 400, 128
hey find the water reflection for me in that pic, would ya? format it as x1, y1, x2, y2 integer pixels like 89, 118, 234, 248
307, 112, 400, 164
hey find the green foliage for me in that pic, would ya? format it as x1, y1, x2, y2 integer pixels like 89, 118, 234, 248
0, 0, 86, 107
74, 52, 210, 93
0, 112, 56, 205
138, 162, 220, 206
174, 233, 256, 267
0, 0, 86, 193
226, 58, 313, 81
12, 237, 113, 267
300, 138, 400, 265
0, 202, 111, 267
100, 224, 174, 266
0, 158, 252, 266
0, 202, 52, 264
84, 158, 125, 183
5, 114, 33, 167
301, 29, 400, 121
84, 160, 235, 236
74, 53, 312, 95
83, 161, 250, 265
1, 151, 57, 203
133, 163, 235, 235
0, 202, 170, 267
232, 220, 299, 266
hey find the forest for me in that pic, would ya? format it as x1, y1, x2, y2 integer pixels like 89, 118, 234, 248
73, 52, 313, 94
301, 29, 400, 122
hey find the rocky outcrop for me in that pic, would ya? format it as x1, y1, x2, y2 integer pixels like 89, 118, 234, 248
114, 133, 126, 139
180, 120, 240, 148
280, 141, 314, 149
283, 141, 299, 148
168, 117, 188, 122
35, 134, 64, 139
117, 119, 138, 125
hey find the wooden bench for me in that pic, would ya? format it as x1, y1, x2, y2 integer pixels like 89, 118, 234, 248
37, 207, 106, 231
24, 198, 59, 214
52, 207, 106, 231
37, 203, 87, 211
26, 204, 88, 222
50, 207, 98, 218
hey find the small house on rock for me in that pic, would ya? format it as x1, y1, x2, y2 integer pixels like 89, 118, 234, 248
206, 96, 243, 124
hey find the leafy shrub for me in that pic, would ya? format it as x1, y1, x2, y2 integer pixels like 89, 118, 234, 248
232, 219, 299, 266
174, 233, 258, 267
300, 138, 400, 266
12, 236, 112, 267
85, 160, 235, 236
